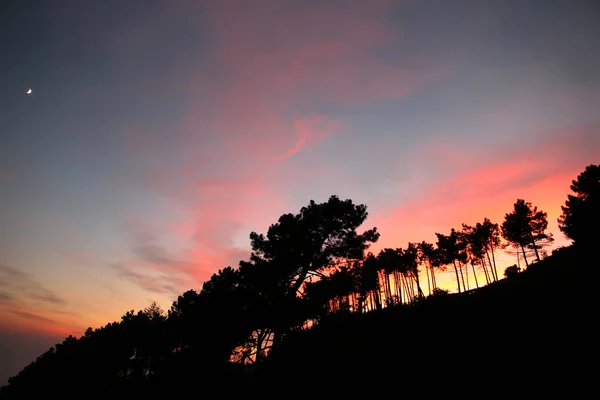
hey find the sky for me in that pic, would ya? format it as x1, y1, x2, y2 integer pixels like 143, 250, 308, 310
1, 0, 600, 384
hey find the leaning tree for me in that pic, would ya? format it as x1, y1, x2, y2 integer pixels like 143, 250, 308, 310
240, 195, 380, 348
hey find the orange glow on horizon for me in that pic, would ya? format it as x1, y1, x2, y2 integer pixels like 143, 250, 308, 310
0, 161, 583, 341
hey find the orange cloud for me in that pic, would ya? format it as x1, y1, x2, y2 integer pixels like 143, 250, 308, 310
368, 123, 600, 288
0, 265, 84, 338
111, 174, 292, 294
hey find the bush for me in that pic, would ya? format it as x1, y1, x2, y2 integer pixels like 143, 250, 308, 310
504, 265, 521, 278
431, 288, 450, 297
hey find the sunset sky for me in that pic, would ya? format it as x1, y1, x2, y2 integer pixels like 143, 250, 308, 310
1, 0, 599, 384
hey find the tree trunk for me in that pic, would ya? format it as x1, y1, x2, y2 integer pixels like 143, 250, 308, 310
403, 274, 413, 302
374, 288, 382, 311
289, 265, 310, 297
489, 242, 499, 281
485, 249, 496, 281
397, 275, 404, 304
463, 261, 470, 291
429, 261, 437, 289
425, 261, 432, 295
384, 271, 393, 306
255, 330, 265, 364
394, 271, 401, 303
458, 261, 467, 291
520, 244, 530, 268
414, 270, 424, 299
470, 263, 479, 288
481, 257, 490, 285
529, 232, 541, 262
397, 272, 403, 305
452, 260, 462, 293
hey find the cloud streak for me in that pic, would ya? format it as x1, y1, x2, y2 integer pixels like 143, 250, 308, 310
110, 262, 184, 296
108, 0, 451, 294
371, 122, 600, 254
0, 265, 82, 338
0, 265, 65, 306
8, 310, 59, 324
280, 115, 342, 161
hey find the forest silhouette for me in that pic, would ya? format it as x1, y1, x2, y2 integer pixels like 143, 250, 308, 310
1, 164, 598, 398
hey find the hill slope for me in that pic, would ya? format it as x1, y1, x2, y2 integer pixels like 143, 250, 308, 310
0, 246, 595, 398
255, 245, 596, 395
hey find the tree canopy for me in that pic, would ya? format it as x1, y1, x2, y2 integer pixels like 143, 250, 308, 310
558, 164, 600, 248
2, 165, 598, 398
501, 199, 552, 266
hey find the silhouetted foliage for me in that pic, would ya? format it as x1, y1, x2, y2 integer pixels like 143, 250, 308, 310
468, 218, 502, 283
417, 241, 438, 295
435, 229, 466, 293
240, 195, 379, 347
2, 165, 598, 398
558, 164, 600, 249
356, 253, 382, 312
431, 287, 450, 297
504, 264, 521, 278
551, 246, 570, 257
501, 199, 553, 267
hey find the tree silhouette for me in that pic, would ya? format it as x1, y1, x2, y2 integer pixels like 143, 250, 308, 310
461, 219, 502, 286
356, 253, 382, 311
455, 228, 472, 290
242, 195, 379, 347
478, 218, 502, 282
501, 199, 553, 267
503, 264, 521, 278
404, 242, 425, 300
431, 287, 450, 297
168, 267, 257, 371
0, 300, 182, 398
236, 258, 295, 362
377, 248, 401, 305
4, 167, 597, 398
558, 164, 600, 249
461, 224, 481, 287
435, 229, 465, 293
417, 241, 436, 295
303, 264, 361, 316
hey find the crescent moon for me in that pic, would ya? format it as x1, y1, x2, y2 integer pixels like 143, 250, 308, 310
26, 89, 32, 94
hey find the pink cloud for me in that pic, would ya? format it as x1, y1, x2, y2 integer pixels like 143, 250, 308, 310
371, 123, 600, 254
113, 174, 292, 292
274, 115, 342, 161
175, 0, 450, 158
370, 125, 600, 290
113, 0, 453, 294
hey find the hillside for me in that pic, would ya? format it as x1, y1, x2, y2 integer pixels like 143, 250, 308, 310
0, 245, 596, 398
2, 163, 598, 399
255, 245, 596, 395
